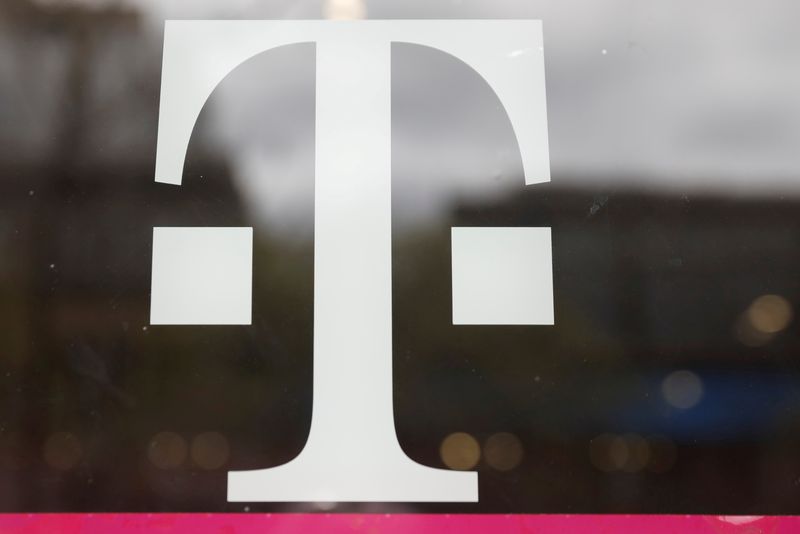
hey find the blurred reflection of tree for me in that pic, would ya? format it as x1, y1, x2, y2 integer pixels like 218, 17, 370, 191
1, 0, 143, 510
1, 0, 800, 515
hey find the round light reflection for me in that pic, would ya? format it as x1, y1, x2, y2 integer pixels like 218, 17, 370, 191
440, 432, 480, 471
484, 432, 524, 471
661, 370, 703, 409
148, 431, 187, 469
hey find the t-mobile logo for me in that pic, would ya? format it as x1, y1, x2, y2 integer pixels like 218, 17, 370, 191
150, 20, 552, 503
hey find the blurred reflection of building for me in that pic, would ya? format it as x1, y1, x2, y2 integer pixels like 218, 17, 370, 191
1, 0, 800, 515
393, 186, 800, 512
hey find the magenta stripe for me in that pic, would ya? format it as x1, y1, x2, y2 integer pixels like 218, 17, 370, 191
0, 514, 794, 533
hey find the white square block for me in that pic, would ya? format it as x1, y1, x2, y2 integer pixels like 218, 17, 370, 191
150, 227, 253, 325
451, 227, 553, 325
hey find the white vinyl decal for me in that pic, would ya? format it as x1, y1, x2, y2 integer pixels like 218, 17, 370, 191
152, 20, 551, 503
151, 227, 253, 325
452, 227, 553, 326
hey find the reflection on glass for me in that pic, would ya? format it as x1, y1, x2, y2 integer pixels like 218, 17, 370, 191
0, 0, 800, 514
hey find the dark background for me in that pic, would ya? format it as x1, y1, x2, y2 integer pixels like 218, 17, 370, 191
1, 0, 800, 514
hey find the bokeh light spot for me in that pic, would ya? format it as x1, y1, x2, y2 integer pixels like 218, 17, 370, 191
324, 0, 366, 20
440, 432, 480, 470
661, 370, 703, 409
747, 294, 792, 334
621, 433, 650, 473
484, 432, 524, 471
190, 432, 230, 470
591, 433, 666, 473
147, 431, 187, 469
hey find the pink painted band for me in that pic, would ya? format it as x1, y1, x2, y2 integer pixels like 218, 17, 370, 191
0, 513, 795, 533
